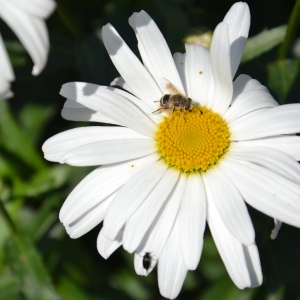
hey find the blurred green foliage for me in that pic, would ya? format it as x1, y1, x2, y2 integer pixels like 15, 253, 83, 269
0, 0, 300, 299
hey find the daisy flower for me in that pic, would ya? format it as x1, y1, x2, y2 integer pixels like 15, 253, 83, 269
0, 0, 56, 99
42, 2, 300, 299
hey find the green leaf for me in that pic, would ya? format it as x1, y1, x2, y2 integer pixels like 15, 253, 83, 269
56, 276, 88, 300
266, 285, 285, 300
200, 278, 255, 300
4, 235, 60, 300
13, 165, 72, 198
242, 25, 287, 63
0, 155, 16, 178
5, 40, 28, 68
22, 193, 65, 240
267, 59, 300, 103
0, 269, 21, 300
112, 268, 150, 300
19, 104, 55, 145
0, 101, 45, 171
201, 235, 226, 281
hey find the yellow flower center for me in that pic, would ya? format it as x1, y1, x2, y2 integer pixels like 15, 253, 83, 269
155, 106, 230, 173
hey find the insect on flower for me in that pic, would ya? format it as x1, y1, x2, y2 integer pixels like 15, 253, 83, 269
153, 81, 193, 114
142, 252, 152, 271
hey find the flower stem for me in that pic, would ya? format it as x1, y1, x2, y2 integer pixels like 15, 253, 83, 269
277, 0, 300, 60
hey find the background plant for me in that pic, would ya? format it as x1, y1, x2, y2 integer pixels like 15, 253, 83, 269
0, 0, 299, 299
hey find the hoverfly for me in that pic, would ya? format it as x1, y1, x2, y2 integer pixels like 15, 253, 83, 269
153, 81, 193, 114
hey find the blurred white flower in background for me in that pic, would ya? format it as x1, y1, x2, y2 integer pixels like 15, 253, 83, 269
0, 0, 56, 98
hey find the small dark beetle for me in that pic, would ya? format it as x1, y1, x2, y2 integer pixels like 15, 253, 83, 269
143, 252, 152, 271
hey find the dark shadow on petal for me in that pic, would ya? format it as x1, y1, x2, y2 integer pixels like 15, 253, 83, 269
102, 25, 124, 56
83, 82, 99, 96
243, 244, 262, 287
230, 36, 247, 78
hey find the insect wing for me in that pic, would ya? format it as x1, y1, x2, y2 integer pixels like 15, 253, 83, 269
161, 78, 185, 96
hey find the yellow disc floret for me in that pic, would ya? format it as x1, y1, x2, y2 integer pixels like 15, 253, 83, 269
155, 106, 230, 173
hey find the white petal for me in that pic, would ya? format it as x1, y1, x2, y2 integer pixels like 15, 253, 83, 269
99, 85, 161, 124
0, 33, 13, 98
9, 0, 56, 18
60, 138, 156, 166
158, 218, 188, 299
135, 34, 159, 89
0, 77, 12, 99
134, 35, 178, 121
60, 82, 157, 137
207, 188, 262, 289
60, 154, 158, 224
210, 22, 233, 115
42, 126, 150, 162
179, 174, 206, 270
185, 44, 214, 107
224, 89, 278, 123
231, 104, 300, 140
232, 74, 268, 103
110, 76, 134, 94
235, 135, 300, 161
123, 168, 179, 253
0, 1, 50, 75
135, 175, 186, 260
102, 24, 161, 105
270, 219, 282, 240
129, 11, 185, 94
223, 2, 250, 78
227, 144, 300, 184
173, 52, 187, 94
0, 34, 14, 81
242, 244, 263, 287
65, 193, 113, 239
104, 86, 161, 125
220, 159, 300, 228
203, 167, 255, 245
97, 228, 122, 259
134, 252, 157, 276
103, 162, 167, 240
61, 99, 119, 124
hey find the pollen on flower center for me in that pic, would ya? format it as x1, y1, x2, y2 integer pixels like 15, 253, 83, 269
155, 106, 231, 173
